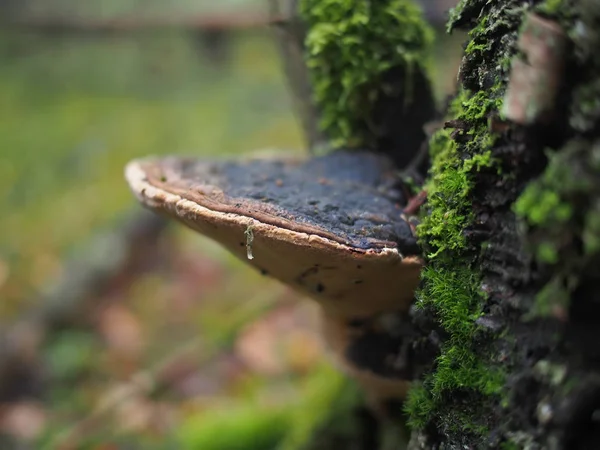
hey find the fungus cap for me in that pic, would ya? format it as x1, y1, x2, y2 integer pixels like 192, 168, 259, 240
125, 150, 422, 319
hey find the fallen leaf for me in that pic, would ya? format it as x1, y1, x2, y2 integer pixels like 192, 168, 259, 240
235, 303, 323, 376
96, 303, 145, 367
0, 400, 47, 441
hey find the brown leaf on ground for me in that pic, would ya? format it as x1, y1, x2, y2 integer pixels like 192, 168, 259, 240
167, 251, 226, 312
234, 302, 324, 376
114, 395, 177, 435
96, 303, 145, 372
30, 252, 63, 289
0, 400, 47, 441
0, 258, 9, 290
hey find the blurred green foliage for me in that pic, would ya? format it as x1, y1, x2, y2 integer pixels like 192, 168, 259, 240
179, 402, 290, 450
9, 0, 266, 20
0, 12, 466, 448
0, 26, 306, 448
44, 330, 102, 381
0, 28, 303, 316
178, 363, 355, 450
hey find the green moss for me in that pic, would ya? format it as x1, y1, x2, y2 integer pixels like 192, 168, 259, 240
463, 150, 496, 172
418, 266, 482, 339
407, 263, 505, 432
299, 0, 433, 148
408, 4, 509, 429
514, 140, 600, 318
460, 88, 505, 133
464, 16, 492, 56
514, 178, 573, 227
405, 383, 434, 429
178, 403, 290, 450
408, 82, 504, 434
536, 0, 565, 16
435, 347, 505, 396
417, 88, 500, 258
536, 242, 559, 264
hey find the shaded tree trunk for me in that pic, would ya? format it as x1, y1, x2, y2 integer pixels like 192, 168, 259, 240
407, 0, 600, 448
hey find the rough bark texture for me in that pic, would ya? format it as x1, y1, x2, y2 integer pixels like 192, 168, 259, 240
407, 0, 600, 449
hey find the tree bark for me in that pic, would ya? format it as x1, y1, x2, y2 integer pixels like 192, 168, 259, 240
407, 0, 600, 448
267, 0, 328, 151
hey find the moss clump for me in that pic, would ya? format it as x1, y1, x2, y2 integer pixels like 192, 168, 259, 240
406, 84, 504, 435
406, 264, 504, 432
299, 0, 433, 148
417, 89, 500, 258
536, 0, 564, 15
178, 364, 354, 450
417, 129, 468, 258
514, 185, 573, 227
447, 0, 470, 32
406, 0, 525, 434
514, 139, 600, 317
406, 0, 510, 433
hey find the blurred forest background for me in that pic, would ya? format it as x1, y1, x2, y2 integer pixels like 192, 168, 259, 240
0, 1, 463, 449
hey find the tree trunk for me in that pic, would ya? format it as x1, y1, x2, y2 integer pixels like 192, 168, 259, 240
280, 0, 600, 449
407, 0, 600, 448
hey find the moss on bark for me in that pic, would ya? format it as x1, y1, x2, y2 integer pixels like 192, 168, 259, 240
408, 0, 600, 448
298, 0, 436, 168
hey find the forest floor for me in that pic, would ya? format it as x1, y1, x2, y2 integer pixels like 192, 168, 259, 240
0, 26, 463, 449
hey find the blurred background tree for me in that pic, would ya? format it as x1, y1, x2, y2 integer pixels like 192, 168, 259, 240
0, 1, 463, 449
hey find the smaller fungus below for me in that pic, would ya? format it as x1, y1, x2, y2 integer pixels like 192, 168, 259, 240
125, 149, 424, 409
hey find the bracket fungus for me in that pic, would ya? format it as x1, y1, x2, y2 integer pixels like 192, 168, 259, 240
125, 150, 424, 407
